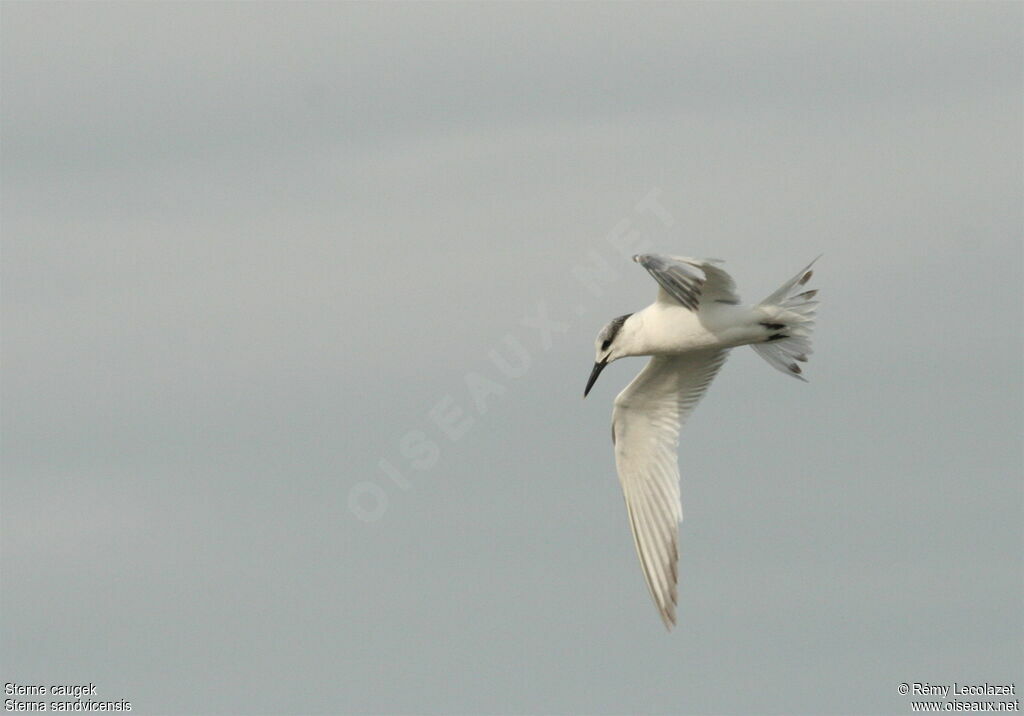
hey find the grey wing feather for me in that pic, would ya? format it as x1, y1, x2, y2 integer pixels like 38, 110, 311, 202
633, 254, 703, 311
693, 259, 740, 304
633, 254, 740, 310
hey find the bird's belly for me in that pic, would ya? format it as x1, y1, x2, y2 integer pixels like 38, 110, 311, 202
644, 305, 761, 354
644, 312, 719, 353
657, 325, 721, 353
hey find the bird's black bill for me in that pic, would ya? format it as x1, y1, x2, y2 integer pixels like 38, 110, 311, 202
583, 358, 609, 398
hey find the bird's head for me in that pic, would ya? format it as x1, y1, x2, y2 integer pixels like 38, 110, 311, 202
584, 313, 635, 398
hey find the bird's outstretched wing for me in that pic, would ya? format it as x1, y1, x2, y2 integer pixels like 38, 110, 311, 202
611, 349, 728, 629
633, 254, 741, 309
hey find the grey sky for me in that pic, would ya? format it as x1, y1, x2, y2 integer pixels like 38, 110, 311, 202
2, 3, 1021, 715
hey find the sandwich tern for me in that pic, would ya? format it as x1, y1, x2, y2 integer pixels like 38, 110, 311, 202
584, 254, 819, 629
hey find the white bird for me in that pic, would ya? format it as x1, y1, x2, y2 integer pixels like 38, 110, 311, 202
584, 254, 820, 630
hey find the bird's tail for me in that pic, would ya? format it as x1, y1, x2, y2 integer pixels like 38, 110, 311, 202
751, 257, 821, 382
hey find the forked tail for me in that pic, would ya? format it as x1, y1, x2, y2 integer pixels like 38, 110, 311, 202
752, 257, 821, 381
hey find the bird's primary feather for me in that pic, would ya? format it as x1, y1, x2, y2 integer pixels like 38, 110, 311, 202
612, 350, 727, 629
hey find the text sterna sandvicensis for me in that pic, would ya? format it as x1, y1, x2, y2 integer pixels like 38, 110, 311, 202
584, 254, 820, 630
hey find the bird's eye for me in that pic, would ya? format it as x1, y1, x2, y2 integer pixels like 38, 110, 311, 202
601, 339, 611, 351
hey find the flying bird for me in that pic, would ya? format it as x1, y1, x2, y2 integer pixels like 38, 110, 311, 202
584, 254, 820, 630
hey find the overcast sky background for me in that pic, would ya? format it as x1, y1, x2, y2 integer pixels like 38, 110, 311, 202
2, 3, 1022, 715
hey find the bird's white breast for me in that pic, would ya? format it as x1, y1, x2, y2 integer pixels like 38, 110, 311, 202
633, 302, 762, 356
